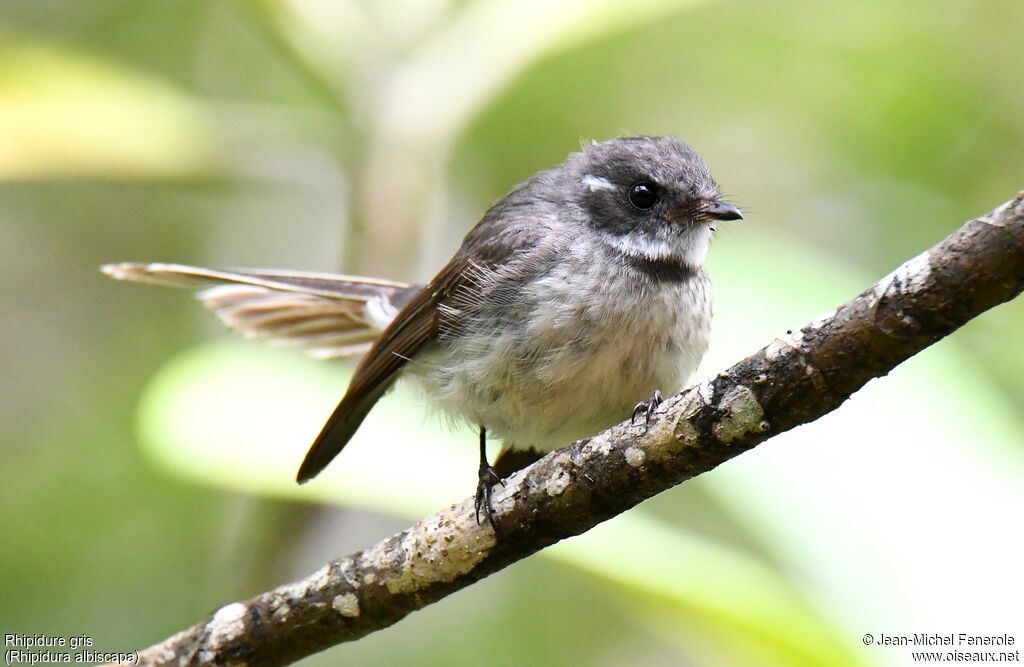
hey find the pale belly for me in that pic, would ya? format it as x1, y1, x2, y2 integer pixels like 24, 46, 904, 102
410, 265, 712, 451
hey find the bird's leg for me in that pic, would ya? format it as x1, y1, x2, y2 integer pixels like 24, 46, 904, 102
474, 426, 504, 532
631, 389, 664, 428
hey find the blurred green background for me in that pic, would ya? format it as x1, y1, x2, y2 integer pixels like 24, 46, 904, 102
2, 1, 1022, 666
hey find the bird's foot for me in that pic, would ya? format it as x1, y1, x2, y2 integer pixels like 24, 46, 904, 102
474, 462, 504, 532
631, 389, 664, 428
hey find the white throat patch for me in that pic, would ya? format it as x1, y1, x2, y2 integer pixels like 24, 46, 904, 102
604, 224, 712, 268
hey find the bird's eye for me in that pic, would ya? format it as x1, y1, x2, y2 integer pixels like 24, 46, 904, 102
627, 182, 658, 210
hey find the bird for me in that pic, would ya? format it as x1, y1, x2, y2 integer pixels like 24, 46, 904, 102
103, 135, 742, 531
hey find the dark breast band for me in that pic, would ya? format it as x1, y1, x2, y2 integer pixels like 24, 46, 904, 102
621, 253, 698, 283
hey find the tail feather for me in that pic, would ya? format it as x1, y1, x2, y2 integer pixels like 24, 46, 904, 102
102, 262, 417, 359
104, 261, 424, 482
101, 262, 408, 298
198, 284, 377, 357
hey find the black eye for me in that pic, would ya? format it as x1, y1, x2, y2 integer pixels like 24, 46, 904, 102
627, 182, 658, 210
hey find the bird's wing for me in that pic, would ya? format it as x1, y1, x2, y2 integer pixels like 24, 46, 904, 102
102, 262, 415, 359
295, 207, 543, 482
294, 255, 469, 481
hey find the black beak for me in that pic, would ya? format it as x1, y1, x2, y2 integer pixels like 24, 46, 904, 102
705, 201, 743, 221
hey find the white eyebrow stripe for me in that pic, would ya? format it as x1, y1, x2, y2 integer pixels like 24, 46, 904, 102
581, 174, 616, 191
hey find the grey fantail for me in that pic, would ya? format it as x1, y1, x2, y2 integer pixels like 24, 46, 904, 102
103, 135, 742, 530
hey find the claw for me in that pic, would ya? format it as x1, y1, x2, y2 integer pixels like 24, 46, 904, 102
474, 426, 503, 533
631, 389, 663, 428
474, 467, 501, 532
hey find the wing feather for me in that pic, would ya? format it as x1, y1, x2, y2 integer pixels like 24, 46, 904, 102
295, 201, 548, 482
295, 258, 466, 481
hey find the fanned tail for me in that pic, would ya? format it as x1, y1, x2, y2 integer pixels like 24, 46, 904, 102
101, 262, 418, 359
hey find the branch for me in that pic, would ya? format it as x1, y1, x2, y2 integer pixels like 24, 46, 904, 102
126, 193, 1024, 667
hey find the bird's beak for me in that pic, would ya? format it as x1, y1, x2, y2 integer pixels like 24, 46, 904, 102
704, 201, 743, 221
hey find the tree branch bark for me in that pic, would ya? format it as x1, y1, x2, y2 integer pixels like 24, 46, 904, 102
125, 192, 1024, 667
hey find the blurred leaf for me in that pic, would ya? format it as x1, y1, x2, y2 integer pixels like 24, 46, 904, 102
0, 39, 216, 180
550, 514, 865, 667
137, 342, 474, 514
